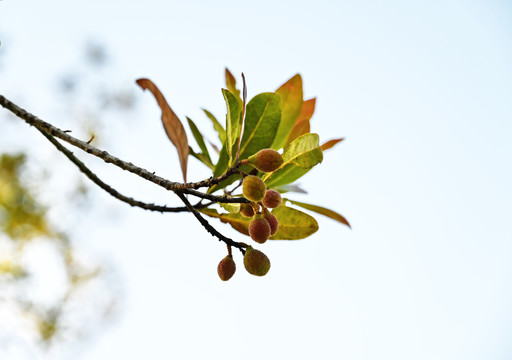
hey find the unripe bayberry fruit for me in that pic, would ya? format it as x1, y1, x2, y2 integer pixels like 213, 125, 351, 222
262, 209, 279, 236
247, 149, 283, 173
217, 255, 236, 281
243, 247, 271, 276
249, 215, 271, 244
262, 189, 282, 208
239, 203, 255, 218
242, 175, 266, 202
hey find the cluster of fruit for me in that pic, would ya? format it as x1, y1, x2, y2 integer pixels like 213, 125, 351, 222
217, 149, 284, 281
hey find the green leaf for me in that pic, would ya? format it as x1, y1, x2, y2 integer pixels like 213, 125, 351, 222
203, 109, 226, 144
271, 74, 303, 150
189, 147, 214, 170
222, 89, 242, 165
270, 205, 319, 240
238, 92, 281, 160
187, 117, 212, 165
263, 133, 323, 188
274, 184, 308, 194
213, 144, 229, 177
200, 205, 319, 240
219, 202, 241, 214
207, 145, 242, 193
286, 199, 351, 228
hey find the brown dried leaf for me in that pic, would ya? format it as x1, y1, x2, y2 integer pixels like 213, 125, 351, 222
136, 78, 189, 181
320, 138, 345, 152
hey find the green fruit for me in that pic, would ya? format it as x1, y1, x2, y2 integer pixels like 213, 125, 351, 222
262, 189, 282, 208
242, 175, 266, 202
217, 255, 236, 281
262, 209, 279, 236
239, 203, 255, 218
243, 247, 271, 276
249, 215, 271, 244
247, 149, 283, 173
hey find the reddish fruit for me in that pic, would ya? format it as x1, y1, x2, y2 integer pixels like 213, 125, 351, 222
239, 203, 255, 218
243, 247, 271, 276
262, 189, 282, 208
247, 149, 284, 173
217, 255, 236, 281
242, 175, 266, 202
262, 209, 279, 236
249, 215, 271, 244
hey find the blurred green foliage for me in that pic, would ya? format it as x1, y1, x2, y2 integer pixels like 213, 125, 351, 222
0, 153, 50, 241
0, 42, 127, 349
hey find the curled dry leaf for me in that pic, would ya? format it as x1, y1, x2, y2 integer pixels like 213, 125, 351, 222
136, 78, 189, 182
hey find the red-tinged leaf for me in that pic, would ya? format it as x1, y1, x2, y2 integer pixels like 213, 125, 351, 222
286, 199, 351, 228
297, 98, 316, 122
320, 138, 345, 152
284, 120, 310, 149
283, 98, 316, 149
271, 74, 304, 150
225, 68, 240, 98
136, 78, 189, 181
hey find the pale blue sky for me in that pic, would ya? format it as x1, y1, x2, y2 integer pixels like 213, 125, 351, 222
1, 1, 512, 359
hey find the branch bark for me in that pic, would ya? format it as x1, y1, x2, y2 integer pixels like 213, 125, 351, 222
0, 94, 249, 203
0, 93, 250, 250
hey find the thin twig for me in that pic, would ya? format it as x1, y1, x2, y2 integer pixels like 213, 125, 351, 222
182, 188, 247, 203
181, 162, 244, 190
175, 191, 246, 253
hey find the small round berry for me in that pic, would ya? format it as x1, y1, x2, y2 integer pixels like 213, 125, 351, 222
243, 247, 271, 276
262, 209, 279, 236
262, 189, 282, 208
239, 203, 255, 218
242, 175, 266, 202
217, 255, 236, 281
248, 149, 283, 173
249, 215, 271, 244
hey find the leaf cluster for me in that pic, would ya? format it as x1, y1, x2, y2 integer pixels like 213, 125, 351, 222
136, 69, 349, 242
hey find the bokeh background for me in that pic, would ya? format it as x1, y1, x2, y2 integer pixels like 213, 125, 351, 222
1, 1, 511, 359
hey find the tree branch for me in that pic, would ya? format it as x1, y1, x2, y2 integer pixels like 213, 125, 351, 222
181, 163, 243, 190
1, 94, 252, 253
0, 94, 249, 205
